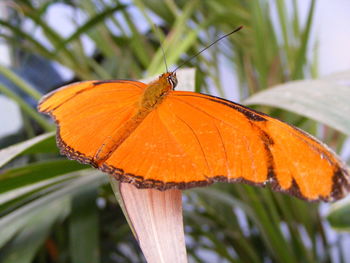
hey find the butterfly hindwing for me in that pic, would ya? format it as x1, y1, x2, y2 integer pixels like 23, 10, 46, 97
166, 91, 350, 201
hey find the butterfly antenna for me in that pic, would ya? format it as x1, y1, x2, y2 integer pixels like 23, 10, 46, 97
172, 25, 243, 72
161, 44, 169, 73
155, 25, 169, 73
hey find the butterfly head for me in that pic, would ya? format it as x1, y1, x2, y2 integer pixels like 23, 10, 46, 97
163, 72, 178, 90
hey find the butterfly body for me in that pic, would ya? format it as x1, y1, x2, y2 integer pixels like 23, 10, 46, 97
140, 72, 176, 110
92, 73, 176, 165
38, 72, 350, 201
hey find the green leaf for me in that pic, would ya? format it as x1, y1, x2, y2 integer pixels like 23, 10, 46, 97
146, 0, 200, 75
0, 171, 106, 248
327, 199, 350, 232
69, 188, 100, 263
56, 4, 127, 52
0, 20, 54, 59
0, 198, 70, 263
0, 159, 88, 194
0, 65, 42, 100
0, 172, 80, 208
291, 0, 316, 79
21, 134, 57, 155
0, 132, 54, 168
24, 8, 76, 65
244, 76, 350, 136
0, 84, 53, 132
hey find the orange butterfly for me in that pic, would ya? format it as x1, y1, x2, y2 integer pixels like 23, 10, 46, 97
38, 70, 350, 202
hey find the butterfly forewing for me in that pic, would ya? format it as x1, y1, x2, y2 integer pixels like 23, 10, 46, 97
38, 80, 146, 162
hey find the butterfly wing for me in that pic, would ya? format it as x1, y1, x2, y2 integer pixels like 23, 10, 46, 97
102, 90, 349, 201
38, 80, 146, 164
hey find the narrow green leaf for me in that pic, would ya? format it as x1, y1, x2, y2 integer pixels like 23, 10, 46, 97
292, 0, 301, 37
0, 20, 54, 58
0, 84, 53, 132
24, 9, 78, 66
78, 1, 123, 59
248, 1, 269, 88
275, 0, 290, 64
69, 188, 100, 263
0, 159, 88, 194
86, 57, 113, 79
21, 134, 57, 155
0, 132, 54, 168
292, 0, 316, 79
0, 172, 80, 207
0, 171, 106, 248
56, 4, 126, 52
0, 65, 42, 100
244, 187, 297, 263
146, 0, 200, 75
121, 10, 151, 68
0, 198, 70, 263
133, 0, 173, 23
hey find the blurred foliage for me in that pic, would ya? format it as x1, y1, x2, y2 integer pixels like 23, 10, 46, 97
0, 0, 349, 262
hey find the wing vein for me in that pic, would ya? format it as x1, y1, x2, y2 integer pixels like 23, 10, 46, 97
172, 111, 211, 175
175, 94, 336, 164
212, 121, 230, 176
173, 95, 261, 181
171, 96, 249, 140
